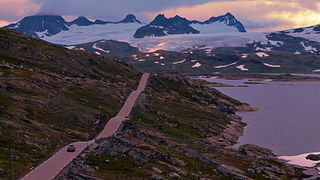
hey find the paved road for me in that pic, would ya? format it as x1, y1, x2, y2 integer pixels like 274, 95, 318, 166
21, 73, 150, 180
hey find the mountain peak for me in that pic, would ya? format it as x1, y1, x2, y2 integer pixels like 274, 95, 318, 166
69, 16, 94, 26
151, 14, 168, 25
118, 14, 141, 24
225, 12, 234, 17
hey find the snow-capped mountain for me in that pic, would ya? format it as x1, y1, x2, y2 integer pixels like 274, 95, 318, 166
134, 14, 200, 38
190, 12, 246, 34
4, 15, 69, 38
134, 12, 246, 38
4, 14, 143, 39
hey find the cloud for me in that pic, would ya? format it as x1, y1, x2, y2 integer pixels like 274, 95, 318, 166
1, 0, 320, 31
0, 0, 43, 24
0, 20, 10, 27
38, 0, 213, 21
146, 0, 320, 32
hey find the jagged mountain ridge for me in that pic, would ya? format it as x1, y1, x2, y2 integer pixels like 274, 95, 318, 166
134, 12, 246, 38
4, 14, 142, 38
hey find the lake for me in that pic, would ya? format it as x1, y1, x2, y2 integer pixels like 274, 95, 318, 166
200, 76, 320, 156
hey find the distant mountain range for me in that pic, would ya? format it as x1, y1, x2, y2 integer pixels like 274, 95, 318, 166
134, 12, 246, 38
4, 14, 142, 38
3, 13, 246, 41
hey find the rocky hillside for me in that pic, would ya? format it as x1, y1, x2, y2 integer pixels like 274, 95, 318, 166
56, 74, 308, 179
121, 49, 320, 74
0, 28, 141, 179
67, 39, 141, 58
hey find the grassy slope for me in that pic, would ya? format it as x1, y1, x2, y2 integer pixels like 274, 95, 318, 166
0, 28, 141, 179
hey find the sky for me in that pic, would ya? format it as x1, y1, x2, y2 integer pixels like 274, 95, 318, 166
1, 0, 320, 32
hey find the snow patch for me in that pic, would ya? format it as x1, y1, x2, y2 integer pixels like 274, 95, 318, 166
236, 65, 249, 71
300, 42, 317, 53
241, 54, 248, 59
268, 40, 283, 47
160, 56, 165, 60
256, 52, 269, 57
192, 62, 202, 68
312, 69, 320, 72
172, 59, 186, 65
263, 63, 281, 68
294, 51, 301, 55
279, 152, 320, 168
95, 51, 101, 55
66, 46, 76, 50
93, 43, 110, 53
214, 62, 238, 68
154, 61, 159, 64
35, 30, 48, 38
138, 59, 146, 62
191, 60, 197, 62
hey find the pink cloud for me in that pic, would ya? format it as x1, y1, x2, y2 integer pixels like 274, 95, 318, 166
144, 0, 320, 32
0, 0, 43, 25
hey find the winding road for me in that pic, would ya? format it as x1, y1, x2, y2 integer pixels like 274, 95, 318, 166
21, 73, 150, 180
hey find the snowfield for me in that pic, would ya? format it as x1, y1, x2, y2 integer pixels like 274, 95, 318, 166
129, 32, 268, 52
190, 21, 240, 34
43, 23, 143, 45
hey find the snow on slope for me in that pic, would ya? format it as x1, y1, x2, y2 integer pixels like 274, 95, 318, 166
287, 26, 320, 42
190, 22, 239, 34
43, 23, 143, 45
300, 42, 317, 53
130, 32, 267, 52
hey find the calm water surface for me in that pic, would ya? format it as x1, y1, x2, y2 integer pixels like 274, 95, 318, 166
201, 77, 320, 156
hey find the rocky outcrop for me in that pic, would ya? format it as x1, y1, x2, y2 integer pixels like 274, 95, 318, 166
207, 115, 246, 146
306, 154, 320, 161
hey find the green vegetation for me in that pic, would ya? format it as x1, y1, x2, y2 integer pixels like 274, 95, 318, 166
0, 28, 141, 179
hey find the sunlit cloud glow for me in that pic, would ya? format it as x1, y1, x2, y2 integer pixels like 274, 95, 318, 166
145, 0, 320, 32
0, 0, 43, 26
